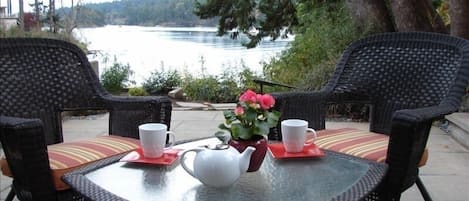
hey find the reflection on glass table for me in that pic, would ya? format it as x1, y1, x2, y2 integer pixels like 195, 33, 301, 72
63, 138, 387, 201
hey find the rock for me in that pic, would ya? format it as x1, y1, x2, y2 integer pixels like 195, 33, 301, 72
168, 87, 185, 100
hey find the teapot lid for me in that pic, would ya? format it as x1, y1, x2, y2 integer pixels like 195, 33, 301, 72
205, 144, 230, 150
198, 131, 233, 150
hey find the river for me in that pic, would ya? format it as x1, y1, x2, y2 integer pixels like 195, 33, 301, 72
75, 25, 292, 85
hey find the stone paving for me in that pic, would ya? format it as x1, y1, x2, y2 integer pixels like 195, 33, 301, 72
1, 104, 468, 200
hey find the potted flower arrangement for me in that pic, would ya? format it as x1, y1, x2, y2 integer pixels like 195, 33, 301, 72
216, 89, 280, 171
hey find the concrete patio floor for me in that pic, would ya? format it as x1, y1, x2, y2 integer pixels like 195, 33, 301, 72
1, 108, 468, 200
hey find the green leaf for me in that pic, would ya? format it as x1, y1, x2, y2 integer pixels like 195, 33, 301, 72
214, 131, 226, 141
214, 130, 230, 143
245, 108, 258, 122
230, 123, 241, 139
266, 110, 281, 127
232, 123, 251, 140
223, 110, 235, 119
223, 110, 238, 123
239, 102, 248, 108
255, 121, 270, 135
218, 123, 229, 130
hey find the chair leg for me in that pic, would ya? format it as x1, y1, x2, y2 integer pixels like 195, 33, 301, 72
5, 188, 15, 201
416, 176, 433, 201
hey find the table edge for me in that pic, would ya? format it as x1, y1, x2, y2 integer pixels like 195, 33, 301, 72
328, 151, 388, 201
63, 138, 388, 201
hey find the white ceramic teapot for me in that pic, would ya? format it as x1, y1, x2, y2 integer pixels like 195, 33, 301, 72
180, 144, 256, 188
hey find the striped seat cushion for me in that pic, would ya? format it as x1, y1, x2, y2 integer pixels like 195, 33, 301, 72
312, 128, 428, 165
1, 135, 140, 190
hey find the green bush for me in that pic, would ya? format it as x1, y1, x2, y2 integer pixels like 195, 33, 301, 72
142, 69, 182, 95
183, 75, 223, 102
128, 87, 149, 96
100, 60, 134, 95
258, 1, 373, 121
182, 62, 263, 103
263, 1, 365, 90
216, 77, 240, 103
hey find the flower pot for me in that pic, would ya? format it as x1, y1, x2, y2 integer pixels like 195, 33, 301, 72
229, 136, 268, 172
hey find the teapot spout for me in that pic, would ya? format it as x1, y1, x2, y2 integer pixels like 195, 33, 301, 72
239, 146, 256, 173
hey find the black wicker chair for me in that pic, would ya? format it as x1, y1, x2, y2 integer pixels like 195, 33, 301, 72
0, 38, 172, 201
269, 32, 469, 200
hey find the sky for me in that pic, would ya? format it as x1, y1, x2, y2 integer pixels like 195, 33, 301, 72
0, 0, 115, 14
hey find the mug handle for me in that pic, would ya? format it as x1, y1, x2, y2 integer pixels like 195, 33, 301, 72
166, 131, 176, 148
304, 128, 317, 146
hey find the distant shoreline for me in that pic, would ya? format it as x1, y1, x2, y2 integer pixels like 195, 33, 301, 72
76, 25, 291, 85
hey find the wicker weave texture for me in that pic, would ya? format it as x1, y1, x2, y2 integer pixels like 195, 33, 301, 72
330, 32, 466, 134
271, 32, 469, 200
0, 38, 172, 201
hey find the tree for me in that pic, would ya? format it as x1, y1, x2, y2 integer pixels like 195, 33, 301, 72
48, 0, 57, 32
194, 0, 298, 48
194, 0, 469, 47
34, 0, 40, 29
60, 0, 83, 35
29, 0, 58, 32
345, 0, 394, 33
388, 0, 447, 33
450, 0, 469, 38
264, 1, 363, 88
19, 0, 24, 30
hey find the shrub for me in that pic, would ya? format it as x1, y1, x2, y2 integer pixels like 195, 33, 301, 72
128, 87, 149, 96
142, 69, 182, 95
182, 61, 263, 103
182, 75, 223, 102
217, 79, 240, 102
100, 60, 134, 95
263, 1, 365, 90
259, 1, 372, 121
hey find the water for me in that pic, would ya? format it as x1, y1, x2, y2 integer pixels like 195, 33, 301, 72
75, 25, 292, 85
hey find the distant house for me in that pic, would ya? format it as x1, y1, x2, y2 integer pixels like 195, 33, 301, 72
0, 6, 19, 30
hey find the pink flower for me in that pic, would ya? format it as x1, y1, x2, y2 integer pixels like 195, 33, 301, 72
256, 94, 262, 102
258, 94, 275, 110
234, 106, 244, 116
239, 89, 257, 103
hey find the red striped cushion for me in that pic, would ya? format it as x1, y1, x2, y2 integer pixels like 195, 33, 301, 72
1, 135, 139, 190
313, 128, 389, 163
311, 128, 428, 166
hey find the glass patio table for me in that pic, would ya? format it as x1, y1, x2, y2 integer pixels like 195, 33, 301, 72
63, 138, 387, 201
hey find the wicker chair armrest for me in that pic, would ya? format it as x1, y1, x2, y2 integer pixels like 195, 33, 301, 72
102, 95, 172, 139
393, 104, 457, 123
383, 104, 457, 199
0, 116, 57, 201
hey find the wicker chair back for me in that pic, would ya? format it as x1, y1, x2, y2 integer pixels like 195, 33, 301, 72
326, 32, 468, 134
1, 38, 108, 144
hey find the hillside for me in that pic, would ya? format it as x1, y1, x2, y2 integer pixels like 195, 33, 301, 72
63, 0, 217, 27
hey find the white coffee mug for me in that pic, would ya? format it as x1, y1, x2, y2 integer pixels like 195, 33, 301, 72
138, 123, 175, 158
281, 119, 317, 153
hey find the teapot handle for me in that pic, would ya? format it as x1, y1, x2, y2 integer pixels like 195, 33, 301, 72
180, 148, 205, 178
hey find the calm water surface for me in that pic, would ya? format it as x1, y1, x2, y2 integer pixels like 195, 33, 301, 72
75, 25, 292, 84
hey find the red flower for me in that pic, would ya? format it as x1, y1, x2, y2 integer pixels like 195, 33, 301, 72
258, 94, 275, 110
219, 89, 280, 140
234, 106, 244, 116
239, 89, 257, 103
